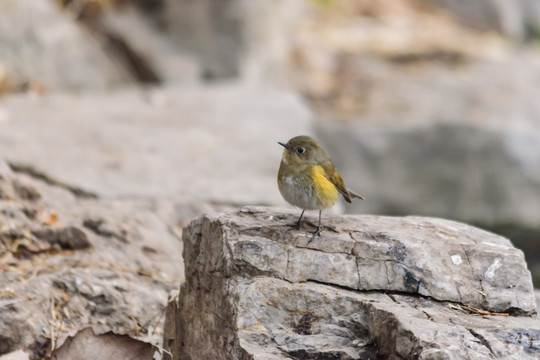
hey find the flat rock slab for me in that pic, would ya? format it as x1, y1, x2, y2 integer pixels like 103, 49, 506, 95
164, 207, 538, 359
193, 207, 534, 313
0, 85, 310, 213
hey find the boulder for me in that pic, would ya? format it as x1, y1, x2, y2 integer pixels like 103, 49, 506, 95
164, 207, 538, 359
0, 0, 129, 92
0, 159, 182, 358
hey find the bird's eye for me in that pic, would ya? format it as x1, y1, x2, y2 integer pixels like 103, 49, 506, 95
296, 147, 305, 154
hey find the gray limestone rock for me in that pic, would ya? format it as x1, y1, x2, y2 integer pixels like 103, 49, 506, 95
164, 207, 538, 359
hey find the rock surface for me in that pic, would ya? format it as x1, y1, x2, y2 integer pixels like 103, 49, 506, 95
0, 159, 182, 358
164, 207, 538, 360
0, 0, 129, 92
0, 84, 310, 222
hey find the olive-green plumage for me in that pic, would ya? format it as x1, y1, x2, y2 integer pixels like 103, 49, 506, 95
277, 135, 364, 237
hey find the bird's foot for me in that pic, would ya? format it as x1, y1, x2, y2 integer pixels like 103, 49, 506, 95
305, 220, 338, 234
311, 226, 323, 237
306, 226, 323, 245
285, 210, 304, 231
285, 220, 302, 230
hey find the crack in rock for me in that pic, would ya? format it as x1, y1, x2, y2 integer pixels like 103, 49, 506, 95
468, 328, 496, 357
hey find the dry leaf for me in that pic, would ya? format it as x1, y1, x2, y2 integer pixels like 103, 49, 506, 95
42, 212, 58, 226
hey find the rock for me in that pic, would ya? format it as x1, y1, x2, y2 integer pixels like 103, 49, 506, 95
11, 180, 41, 201
99, 7, 200, 86
0, 159, 182, 357
0, 0, 129, 92
31, 227, 91, 250
164, 207, 538, 359
163, 0, 306, 81
0, 85, 310, 223
82, 218, 128, 243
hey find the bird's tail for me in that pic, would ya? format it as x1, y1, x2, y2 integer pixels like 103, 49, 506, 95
348, 189, 365, 200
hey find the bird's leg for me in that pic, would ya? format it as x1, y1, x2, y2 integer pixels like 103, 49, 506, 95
310, 210, 323, 237
295, 209, 305, 230
286, 209, 305, 230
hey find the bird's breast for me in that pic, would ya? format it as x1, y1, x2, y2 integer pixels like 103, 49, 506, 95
277, 164, 338, 210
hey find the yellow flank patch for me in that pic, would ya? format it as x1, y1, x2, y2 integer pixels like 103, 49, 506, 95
310, 165, 339, 208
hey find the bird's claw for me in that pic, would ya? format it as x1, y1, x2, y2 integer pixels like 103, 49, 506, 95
286, 222, 301, 231
311, 226, 323, 237
306, 226, 323, 245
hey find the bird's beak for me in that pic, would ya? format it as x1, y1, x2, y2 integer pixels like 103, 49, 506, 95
278, 142, 288, 149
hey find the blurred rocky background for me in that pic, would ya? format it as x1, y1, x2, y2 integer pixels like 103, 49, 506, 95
0, 0, 539, 358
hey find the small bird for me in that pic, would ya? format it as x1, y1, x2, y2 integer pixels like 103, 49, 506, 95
277, 135, 364, 237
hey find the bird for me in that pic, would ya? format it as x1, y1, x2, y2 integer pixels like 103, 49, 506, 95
277, 135, 364, 237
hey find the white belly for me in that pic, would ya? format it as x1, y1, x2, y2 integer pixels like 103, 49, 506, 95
278, 175, 324, 210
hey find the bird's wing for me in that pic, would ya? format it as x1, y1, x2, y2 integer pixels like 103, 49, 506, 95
325, 170, 353, 203
348, 189, 365, 200
322, 163, 365, 202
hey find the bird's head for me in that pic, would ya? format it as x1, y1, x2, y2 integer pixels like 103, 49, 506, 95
278, 135, 329, 166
